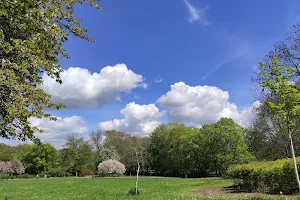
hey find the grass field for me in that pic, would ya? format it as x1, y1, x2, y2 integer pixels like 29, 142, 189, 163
0, 177, 296, 200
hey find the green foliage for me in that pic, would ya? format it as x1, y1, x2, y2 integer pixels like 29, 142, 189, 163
0, 0, 101, 140
228, 157, 300, 194
97, 146, 120, 163
260, 57, 300, 132
60, 135, 94, 175
39, 167, 70, 177
127, 188, 139, 195
103, 131, 151, 175
22, 142, 59, 174
0, 173, 34, 179
47, 167, 70, 177
0, 174, 9, 179
149, 118, 254, 177
0, 143, 32, 161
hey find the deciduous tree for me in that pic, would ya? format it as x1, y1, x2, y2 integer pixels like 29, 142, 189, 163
0, 0, 101, 141
260, 57, 300, 192
22, 142, 58, 174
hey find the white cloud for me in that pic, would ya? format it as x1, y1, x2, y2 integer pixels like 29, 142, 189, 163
184, 0, 210, 24
42, 64, 147, 108
30, 116, 88, 148
99, 102, 164, 135
157, 82, 256, 127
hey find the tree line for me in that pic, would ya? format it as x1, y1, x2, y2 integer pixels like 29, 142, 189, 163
0, 117, 257, 178
3, 111, 300, 178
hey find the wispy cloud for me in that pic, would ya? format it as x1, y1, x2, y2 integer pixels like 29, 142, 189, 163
201, 37, 252, 80
153, 75, 164, 83
184, 0, 210, 25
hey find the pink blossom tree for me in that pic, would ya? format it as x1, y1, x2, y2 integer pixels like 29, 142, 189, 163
10, 159, 25, 174
97, 159, 125, 175
0, 159, 25, 175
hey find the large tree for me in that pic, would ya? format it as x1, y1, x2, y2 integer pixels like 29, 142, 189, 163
0, 143, 32, 162
251, 23, 300, 162
60, 135, 94, 176
0, 0, 101, 141
260, 57, 300, 192
149, 120, 254, 177
103, 130, 150, 175
22, 142, 59, 174
90, 130, 105, 152
246, 102, 300, 161
201, 118, 254, 175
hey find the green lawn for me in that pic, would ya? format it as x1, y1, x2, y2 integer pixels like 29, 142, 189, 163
0, 177, 292, 200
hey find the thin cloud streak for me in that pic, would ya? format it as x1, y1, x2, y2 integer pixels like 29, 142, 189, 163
184, 0, 210, 25
201, 37, 252, 80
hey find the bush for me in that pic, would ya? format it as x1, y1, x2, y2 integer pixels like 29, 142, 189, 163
47, 167, 70, 177
127, 188, 139, 195
0, 174, 9, 179
17, 173, 35, 179
0, 173, 34, 179
81, 169, 94, 176
38, 168, 70, 178
97, 159, 125, 176
228, 157, 300, 194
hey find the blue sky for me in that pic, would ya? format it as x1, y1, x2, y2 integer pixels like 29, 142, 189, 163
3, 0, 300, 147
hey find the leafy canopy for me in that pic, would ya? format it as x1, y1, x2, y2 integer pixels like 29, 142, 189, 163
260, 57, 300, 131
0, 0, 101, 141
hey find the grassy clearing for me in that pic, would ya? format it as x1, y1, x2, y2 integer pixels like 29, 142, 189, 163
0, 177, 295, 200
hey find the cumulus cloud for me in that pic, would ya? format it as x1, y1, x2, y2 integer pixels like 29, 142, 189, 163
184, 0, 210, 24
157, 82, 256, 127
99, 102, 164, 135
42, 64, 147, 108
30, 116, 88, 148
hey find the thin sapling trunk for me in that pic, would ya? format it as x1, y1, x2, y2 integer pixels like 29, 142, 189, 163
135, 152, 140, 195
289, 130, 300, 192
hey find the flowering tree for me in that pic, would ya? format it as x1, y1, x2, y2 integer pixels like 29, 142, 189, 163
97, 159, 125, 175
0, 159, 25, 175
0, 161, 11, 174
10, 159, 25, 174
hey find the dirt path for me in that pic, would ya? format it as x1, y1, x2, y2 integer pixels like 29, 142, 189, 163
192, 186, 296, 199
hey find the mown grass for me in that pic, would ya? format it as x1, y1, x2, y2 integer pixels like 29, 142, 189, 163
0, 177, 295, 200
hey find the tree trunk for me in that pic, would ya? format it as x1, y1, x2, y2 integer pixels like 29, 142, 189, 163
76, 171, 78, 177
289, 131, 300, 192
135, 161, 140, 195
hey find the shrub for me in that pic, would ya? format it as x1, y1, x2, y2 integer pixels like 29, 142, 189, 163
0, 174, 9, 179
128, 188, 139, 195
228, 157, 300, 194
81, 169, 94, 176
39, 168, 71, 177
48, 167, 70, 177
0, 173, 34, 179
17, 173, 35, 179
97, 159, 125, 176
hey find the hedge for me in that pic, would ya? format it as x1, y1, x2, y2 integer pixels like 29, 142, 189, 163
228, 157, 300, 194
0, 173, 35, 179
